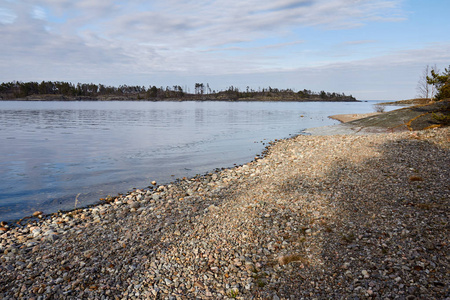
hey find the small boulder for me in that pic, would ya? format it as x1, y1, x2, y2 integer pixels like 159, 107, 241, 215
129, 201, 140, 209
33, 211, 43, 217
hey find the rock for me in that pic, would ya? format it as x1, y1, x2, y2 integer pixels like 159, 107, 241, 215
32, 211, 43, 217
244, 261, 255, 270
27, 242, 37, 248
129, 201, 140, 209
45, 234, 59, 242
208, 204, 218, 211
32, 228, 42, 237
195, 281, 205, 289
43, 229, 56, 236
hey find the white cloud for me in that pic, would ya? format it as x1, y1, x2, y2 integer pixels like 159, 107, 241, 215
343, 40, 376, 45
0, 7, 17, 24
31, 6, 46, 20
1, 0, 448, 100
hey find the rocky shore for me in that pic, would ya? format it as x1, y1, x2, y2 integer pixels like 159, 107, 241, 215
1, 125, 449, 299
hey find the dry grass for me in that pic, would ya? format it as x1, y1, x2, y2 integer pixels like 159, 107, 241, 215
424, 124, 443, 130
416, 203, 434, 210
409, 175, 424, 182
277, 254, 306, 265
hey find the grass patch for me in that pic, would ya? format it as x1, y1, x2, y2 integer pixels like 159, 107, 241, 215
257, 279, 266, 287
228, 288, 239, 298
416, 203, 433, 210
341, 232, 356, 244
409, 175, 424, 182
278, 254, 305, 265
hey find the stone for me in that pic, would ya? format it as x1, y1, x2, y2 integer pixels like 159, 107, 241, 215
244, 261, 255, 270
43, 230, 56, 236
32, 228, 42, 237
45, 234, 59, 242
211, 266, 219, 272
129, 201, 140, 209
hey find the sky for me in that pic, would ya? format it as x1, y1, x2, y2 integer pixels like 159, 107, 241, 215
1, 0, 449, 100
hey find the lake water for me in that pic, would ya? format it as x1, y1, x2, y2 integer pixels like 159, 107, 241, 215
0, 100, 403, 222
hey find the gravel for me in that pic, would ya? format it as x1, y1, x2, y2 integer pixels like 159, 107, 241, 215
1, 127, 449, 299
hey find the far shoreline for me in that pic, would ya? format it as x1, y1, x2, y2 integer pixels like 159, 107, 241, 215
0, 97, 360, 102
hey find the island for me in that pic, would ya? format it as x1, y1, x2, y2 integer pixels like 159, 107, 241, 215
0, 81, 358, 102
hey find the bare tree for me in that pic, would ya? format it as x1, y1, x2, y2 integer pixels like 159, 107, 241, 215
416, 65, 431, 99
416, 64, 439, 100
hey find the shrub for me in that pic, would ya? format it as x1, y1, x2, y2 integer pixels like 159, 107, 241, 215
373, 104, 386, 113
432, 112, 450, 125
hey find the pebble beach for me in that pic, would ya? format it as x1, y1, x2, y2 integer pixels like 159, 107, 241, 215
0, 124, 449, 299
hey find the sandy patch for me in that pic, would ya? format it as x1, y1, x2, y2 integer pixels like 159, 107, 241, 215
329, 112, 381, 123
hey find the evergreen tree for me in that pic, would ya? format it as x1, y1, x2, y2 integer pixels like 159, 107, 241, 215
427, 65, 450, 100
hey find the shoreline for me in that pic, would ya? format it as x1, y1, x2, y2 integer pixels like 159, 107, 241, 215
1, 122, 448, 298
0, 110, 375, 226
5, 100, 441, 225
0, 100, 382, 224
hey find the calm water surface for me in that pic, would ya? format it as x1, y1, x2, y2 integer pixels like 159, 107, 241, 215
0, 100, 402, 221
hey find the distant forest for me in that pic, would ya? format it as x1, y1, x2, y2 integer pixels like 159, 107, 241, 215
0, 81, 357, 102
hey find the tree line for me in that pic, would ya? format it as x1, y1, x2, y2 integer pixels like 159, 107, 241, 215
0, 80, 356, 101
0, 81, 151, 98
215, 85, 354, 101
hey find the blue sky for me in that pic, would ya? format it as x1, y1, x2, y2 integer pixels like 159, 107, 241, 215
1, 0, 449, 100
